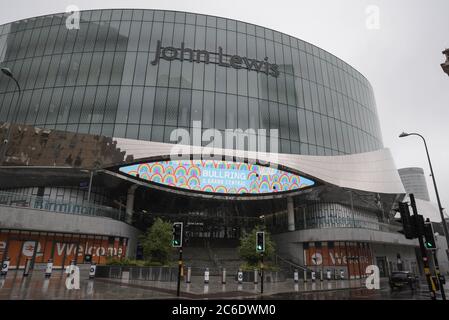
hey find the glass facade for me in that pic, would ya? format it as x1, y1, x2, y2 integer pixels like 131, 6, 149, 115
0, 9, 383, 156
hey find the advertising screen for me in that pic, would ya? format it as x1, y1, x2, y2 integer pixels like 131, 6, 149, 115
119, 160, 315, 195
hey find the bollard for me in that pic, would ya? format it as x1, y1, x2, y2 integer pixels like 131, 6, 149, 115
89, 263, 96, 279
87, 279, 94, 295
1, 257, 10, 276
340, 269, 344, 280
186, 266, 191, 284
42, 278, 50, 294
294, 269, 299, 283
303, 270, 307, 282
204, 268, 209, 284
222, 268, 226, 284
23, 258, 32, 277
311, 270, 316, 282
237, 269, 243, 284
45, 259, 53, 278
327, 269, 331, 281
320, 269, 323, 281
254, 269, 258, 284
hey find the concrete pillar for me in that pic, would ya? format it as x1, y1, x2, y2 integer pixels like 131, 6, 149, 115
126, 185, 138, 224
287, 196, 295, 231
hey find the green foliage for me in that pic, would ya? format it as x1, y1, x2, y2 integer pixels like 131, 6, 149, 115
238, 226, 275, 267
139, 217, 174, 264
240, 262, 279, 271
105, 257, 171, 267
105, 257, 145, 266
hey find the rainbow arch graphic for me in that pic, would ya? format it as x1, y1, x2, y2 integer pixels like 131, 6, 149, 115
118, 159, 315, 195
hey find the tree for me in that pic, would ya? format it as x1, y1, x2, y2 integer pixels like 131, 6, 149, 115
139, 218, 173, 264
238, 226, 275, 266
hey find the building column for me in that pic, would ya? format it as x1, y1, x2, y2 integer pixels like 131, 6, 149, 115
287, 196, 295, 231
126, 185, 139, 224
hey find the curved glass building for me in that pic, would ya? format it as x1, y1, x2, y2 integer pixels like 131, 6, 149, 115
0, 9, 382, 156
0, 9, 424, 279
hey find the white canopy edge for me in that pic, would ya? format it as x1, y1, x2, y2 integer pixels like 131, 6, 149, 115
114, 138, 405, 195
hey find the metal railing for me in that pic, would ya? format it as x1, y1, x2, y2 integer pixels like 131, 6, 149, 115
267, 211, 403, 234
95, 265, 286, 282
0, 190, 124, 221
275, 254, 311, 275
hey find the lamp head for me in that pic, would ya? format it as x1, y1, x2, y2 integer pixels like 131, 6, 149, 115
0, 67, 13, 78
399, 132, 409, 138
442, 49, 449, 76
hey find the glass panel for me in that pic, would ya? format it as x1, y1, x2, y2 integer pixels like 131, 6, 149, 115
203, 92, 214, 129
190, 90, 203, 122
128, 86, 143, 124
226, 94, 237, 128
237, 96, 248, 130
178, 89, 191, 127
141, 86, 155, 125
153, 87, 168, 125
116, 86, 131, 123
214, 93, 225, 130
166, 88, 179, 126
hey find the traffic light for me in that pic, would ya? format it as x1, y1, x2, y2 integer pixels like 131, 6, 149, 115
414, 214, 425, 237
256, 231, 265, 253
172, 222, 183, 247
424, 219, 437, 250
396, 202, 417, 239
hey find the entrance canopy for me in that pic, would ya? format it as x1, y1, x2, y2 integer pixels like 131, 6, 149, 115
118, 159, 315, 196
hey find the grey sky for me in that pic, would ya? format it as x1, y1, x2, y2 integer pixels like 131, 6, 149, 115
1, 0, 448, 216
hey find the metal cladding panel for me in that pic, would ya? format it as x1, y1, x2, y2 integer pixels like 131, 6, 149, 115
113, 138, 405, 195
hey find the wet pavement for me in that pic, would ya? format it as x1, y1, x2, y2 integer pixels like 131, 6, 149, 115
0, 269, 447, 300
101, 275, 369, 299
0, 270, 173, 300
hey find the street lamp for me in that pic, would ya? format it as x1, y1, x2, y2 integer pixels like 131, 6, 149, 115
0, 67, 21, 165
399, 131, 449, 259
441, 49, 449, 76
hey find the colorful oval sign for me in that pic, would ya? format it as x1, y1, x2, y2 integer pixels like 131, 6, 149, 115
119, 160, 315, 195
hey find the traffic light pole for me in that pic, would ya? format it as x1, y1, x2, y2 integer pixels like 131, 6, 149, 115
410, 194, 437, 300
260, 253, 264, 294
177, 248, 182, 297
431, 250, 446, 300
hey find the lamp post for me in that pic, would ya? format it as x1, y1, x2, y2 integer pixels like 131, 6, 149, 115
441, 49, 449, 76
0, 67, 21, 165
399, 132, 449, 260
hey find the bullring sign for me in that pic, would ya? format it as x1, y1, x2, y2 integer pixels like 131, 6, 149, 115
119, 159, 315, 195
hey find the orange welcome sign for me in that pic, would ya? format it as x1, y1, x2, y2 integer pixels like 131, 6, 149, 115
0, 231, 127, 269
303, 241, 373, 278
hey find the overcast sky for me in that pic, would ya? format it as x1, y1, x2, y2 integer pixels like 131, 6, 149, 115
1, 0, 448, 216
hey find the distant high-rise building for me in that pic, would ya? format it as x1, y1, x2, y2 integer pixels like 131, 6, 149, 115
398, 167, 431, 201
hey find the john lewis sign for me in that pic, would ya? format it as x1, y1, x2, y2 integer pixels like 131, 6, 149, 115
150, 40, 280, 77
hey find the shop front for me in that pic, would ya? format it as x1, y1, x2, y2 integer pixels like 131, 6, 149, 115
303, 241, 373, 279
0, 229, 127, 269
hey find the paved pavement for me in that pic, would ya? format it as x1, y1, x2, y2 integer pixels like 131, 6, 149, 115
0, 270, 173, 300
0, 269, 447, 300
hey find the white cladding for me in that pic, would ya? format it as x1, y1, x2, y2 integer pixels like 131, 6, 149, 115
113, 138, 405, 195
